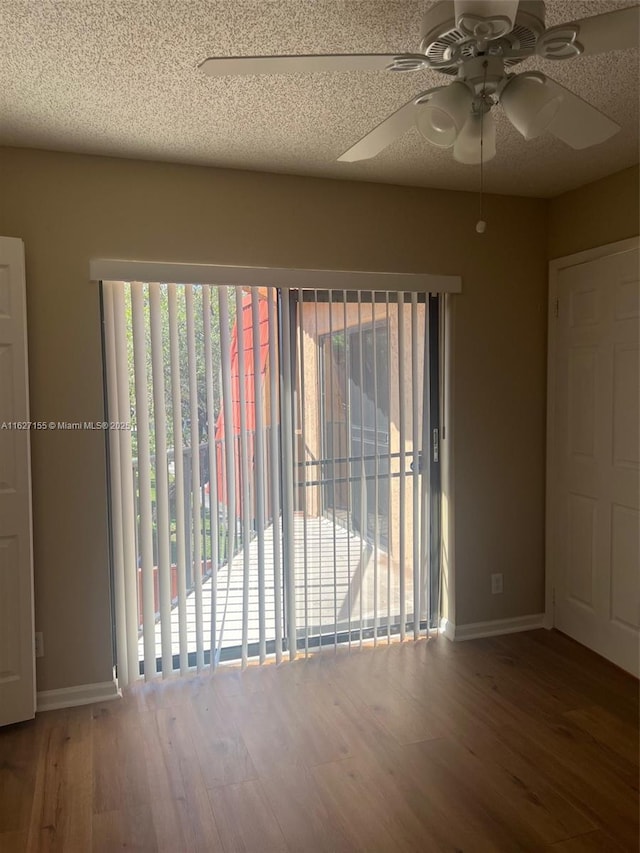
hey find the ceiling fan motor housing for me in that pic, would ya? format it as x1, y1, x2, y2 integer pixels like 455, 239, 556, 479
420, 0, 546, 74
458, 55, 506, 96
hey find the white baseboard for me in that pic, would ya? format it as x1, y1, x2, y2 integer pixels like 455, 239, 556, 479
37, 678, 121, 712
439, 617, 456, 641
439, 613, 546, 642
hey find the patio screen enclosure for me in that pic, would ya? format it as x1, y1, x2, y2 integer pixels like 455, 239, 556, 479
102, 283, 441, 685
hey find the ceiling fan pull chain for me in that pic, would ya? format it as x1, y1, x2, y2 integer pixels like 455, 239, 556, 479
477, 59, 488, 234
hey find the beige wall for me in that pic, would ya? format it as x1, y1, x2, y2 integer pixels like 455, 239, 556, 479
548, 165, 640, 259
0, 146, 548, 690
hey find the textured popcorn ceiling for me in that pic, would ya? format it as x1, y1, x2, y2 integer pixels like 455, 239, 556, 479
0, 0, 637, 197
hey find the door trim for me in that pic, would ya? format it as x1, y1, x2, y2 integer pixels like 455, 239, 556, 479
545, 235, 640, 630
0, 236, 36, 726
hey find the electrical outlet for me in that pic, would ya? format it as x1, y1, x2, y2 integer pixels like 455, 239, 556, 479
35, 631, 44, 658
491, 573, 503, 595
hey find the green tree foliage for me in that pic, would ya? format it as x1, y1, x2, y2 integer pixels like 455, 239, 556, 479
124, 284, 236, 458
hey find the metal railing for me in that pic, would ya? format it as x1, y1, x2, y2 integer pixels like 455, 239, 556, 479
131, 429, 418, 628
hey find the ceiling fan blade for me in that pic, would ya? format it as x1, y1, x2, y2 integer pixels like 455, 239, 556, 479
544, 77, 621, 149
538, 6, 639, 58
198, 54, 430, 76
337, 89, 444, 162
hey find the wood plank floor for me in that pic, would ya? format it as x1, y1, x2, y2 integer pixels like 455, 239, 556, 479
1, 630, 637, 852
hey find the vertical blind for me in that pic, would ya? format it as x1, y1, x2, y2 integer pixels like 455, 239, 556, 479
103, 282, 438, 687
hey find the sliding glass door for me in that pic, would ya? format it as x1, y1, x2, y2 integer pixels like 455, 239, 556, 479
290, 291, 439, 652
103, 283, 440, 683
319, 320, 391, 547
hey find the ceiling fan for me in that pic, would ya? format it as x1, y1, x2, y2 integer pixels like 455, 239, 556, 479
199, 1, 639, 165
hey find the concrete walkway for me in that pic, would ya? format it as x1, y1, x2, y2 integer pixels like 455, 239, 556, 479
139, 514, 411, 664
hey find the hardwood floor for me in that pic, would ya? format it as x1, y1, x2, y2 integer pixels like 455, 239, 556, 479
0, 630, 637, 852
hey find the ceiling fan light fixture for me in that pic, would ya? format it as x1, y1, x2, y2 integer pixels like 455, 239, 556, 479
500, 72, 563, 140
416, 81, 472, 148
453, 110, 497, 164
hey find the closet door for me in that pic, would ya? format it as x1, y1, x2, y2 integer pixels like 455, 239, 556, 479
0, 237, 36, 726
550, 243, 639, 676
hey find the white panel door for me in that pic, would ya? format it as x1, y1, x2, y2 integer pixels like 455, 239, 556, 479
552, 245, 639, 675
0, 237, 36, 725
